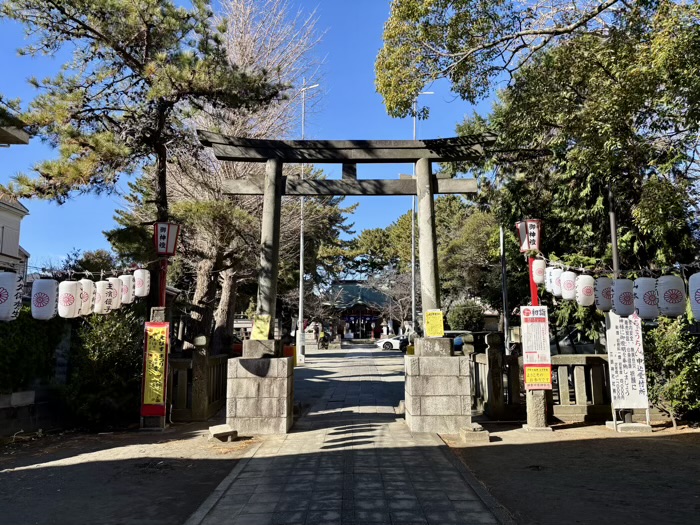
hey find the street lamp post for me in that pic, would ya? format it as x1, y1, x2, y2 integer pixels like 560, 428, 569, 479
411, 92, 433, 334
297, 80, 319, 365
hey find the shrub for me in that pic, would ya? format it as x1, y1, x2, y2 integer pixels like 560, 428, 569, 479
63, 304, 146, 429
644, 317, 700, 428
447, 301, 485, 331
0, 306, 66, 393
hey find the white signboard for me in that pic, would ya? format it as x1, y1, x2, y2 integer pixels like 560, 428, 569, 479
520, 306, 552, 389
605, 312, 649, 409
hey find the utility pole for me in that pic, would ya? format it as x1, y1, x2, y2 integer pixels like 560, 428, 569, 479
297, 80, 319, 365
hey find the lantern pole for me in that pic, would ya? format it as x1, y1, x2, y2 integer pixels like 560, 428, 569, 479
608, 184, 620, 279
159, 258, 168, 307
500, 226, 510, 352
529, 257, 540, 307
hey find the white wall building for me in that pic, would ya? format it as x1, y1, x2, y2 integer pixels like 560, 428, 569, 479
0, 196, 30, 281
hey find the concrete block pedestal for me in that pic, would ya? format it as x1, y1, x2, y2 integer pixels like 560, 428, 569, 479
226, 357, 293, 434
405, 352, 472, 433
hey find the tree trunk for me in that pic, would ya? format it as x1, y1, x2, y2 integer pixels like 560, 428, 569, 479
187, 257, 218, 349
212, 269, 238, 354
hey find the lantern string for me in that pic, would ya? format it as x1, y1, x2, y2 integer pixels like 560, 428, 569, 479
534, 252, 700, 278
23, 257, 162, 280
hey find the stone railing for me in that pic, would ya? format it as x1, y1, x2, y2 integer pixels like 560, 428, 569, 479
550, 354, 611, 422
169, 354, 228, 422
467, 333, 613, 422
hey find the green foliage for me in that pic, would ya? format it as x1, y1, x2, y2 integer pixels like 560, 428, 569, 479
0, 307, 66, 393
644, 318, 700, 424
446, 300, 484, 331
455, 1, 700, 332
375, 0, 623, 117
63, 305, 146, 429
0, 0, 284, 219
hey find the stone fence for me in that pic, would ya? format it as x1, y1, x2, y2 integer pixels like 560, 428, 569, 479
169, 353, 228, 422
466, 333, 614, 422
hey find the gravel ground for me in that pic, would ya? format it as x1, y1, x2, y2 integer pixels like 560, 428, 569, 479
445, 422, 700, 525
0, 422, 257, 525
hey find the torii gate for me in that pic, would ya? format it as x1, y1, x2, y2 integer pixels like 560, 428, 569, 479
198, 131, 495, 349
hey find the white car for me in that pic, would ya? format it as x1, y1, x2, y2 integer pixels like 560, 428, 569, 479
375, 335, 407, 351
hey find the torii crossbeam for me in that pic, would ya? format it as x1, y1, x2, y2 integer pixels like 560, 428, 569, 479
198, 131, 494, 344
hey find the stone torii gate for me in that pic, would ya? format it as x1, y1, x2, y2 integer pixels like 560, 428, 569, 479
199, 131, 495, 434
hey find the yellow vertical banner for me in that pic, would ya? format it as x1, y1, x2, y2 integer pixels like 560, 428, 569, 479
141, 322, 169, 416
424, 310, 445, 337
252, 314, 271, 340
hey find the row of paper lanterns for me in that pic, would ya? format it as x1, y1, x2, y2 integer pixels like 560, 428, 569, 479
0, 270, 151, 321
532, 260, 696, 319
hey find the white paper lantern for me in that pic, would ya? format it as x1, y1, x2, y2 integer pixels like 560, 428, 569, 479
119, 274, 135, 305
595, 277, 613, 312
134, 269, 150, 298
612, 279, 635, 316
31, 279, 58, 320
545, 267, 554, 293
560, 271, 577, 300
0, 272, 23, 321
657, 275, 686, 317
107, 277, 122, 310
633, 278, 659, 320
575, 275, 596, 307
58, 281, 82, 319
94, 280, 111, 315
551, 268, 563, 297
688, 273, 700, 320
79, 279, 96, 316
532, 260, 546, 285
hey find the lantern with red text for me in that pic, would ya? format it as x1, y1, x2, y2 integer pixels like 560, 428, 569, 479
532, 259, 546, 285
119, 274, 135, 305
134, 269, 150, 298
575, 275, 595, 307
633, 278, 659, 320
0, 272, 23, 321
689, 273, 700, 320
551, 268, 563, 297
595, 277, 613, 312
657, 275, 686, 317
31, 279, 58, 320
612, 279, 635, 316
58, 281, 82, 319
79, 279, 95, 316
560, 271, 577, 300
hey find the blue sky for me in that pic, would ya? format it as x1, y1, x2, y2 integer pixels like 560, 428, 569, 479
0, 0, 489, 268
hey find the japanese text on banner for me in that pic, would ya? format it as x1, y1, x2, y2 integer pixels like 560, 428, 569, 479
520, 306, 552, 390
605, 313, 649, 409
143, 323, 169, 406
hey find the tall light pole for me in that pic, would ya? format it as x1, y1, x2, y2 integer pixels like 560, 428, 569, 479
411, 92, 433, 334
297, 80, 319, 365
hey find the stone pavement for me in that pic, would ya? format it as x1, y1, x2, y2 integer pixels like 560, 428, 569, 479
185, 344, 507, 525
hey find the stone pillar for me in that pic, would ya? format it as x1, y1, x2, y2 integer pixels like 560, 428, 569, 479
484, 333, 505, 419
256, 158, 283, 335
415, 157, 440, 312
405, 355, 472, 433
524, 390, 551, 431
191, 335, 209, 421
226, 357, 294, 434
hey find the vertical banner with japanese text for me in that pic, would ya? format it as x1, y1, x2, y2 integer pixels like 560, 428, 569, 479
521, 306, 552, 389
141, 322, 170, 417
605, 312, 649, 409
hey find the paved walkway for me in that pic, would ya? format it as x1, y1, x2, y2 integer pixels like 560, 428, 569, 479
186, 345, 505, 525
